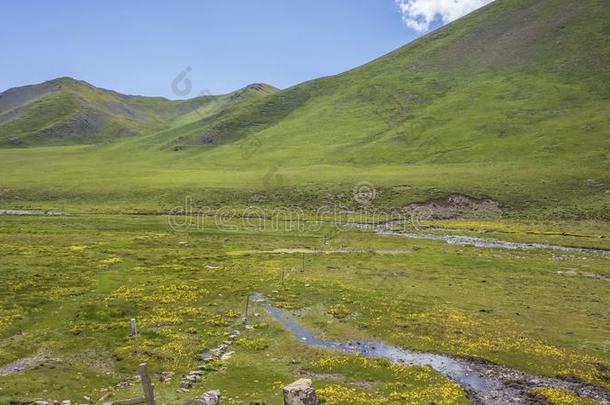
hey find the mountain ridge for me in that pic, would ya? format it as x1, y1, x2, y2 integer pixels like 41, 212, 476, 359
0, 77, 279, 146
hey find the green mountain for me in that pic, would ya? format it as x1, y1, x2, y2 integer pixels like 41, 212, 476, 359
0, 78, 277, 146
0, 0, 608, 218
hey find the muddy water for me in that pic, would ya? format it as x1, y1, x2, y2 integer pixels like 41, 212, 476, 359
254, 294, 610, 404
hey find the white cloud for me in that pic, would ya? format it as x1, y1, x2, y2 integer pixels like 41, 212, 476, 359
395, 0, 494, 32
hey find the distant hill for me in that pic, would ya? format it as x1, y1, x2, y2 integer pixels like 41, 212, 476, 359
0, 77, 278, 146
0, 0, 608, 217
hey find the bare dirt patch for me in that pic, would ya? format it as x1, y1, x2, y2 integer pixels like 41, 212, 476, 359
556, 269, 610, 281
402, 194, 502, 219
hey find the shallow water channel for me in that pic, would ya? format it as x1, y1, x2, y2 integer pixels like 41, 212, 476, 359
253, 293, 610, 404
348, 223, 609, 256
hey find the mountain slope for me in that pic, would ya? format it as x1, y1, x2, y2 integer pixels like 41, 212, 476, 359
0, 78, 278, 146
0, 0, 608, 217
0, 78, 168, 146
171, 0, 608, 165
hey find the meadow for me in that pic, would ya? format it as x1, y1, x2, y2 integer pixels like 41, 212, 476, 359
0, 213, 608, 404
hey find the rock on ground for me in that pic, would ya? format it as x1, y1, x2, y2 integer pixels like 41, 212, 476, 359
283, 379, 319, 405
184, 390, 221, 405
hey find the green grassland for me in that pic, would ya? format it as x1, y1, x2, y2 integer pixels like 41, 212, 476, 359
0, 214, 608, 403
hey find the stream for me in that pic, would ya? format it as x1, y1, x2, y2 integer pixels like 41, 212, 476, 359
0, 353, 44, 377
0, 209, 64, 216
253, 294, 610, 404
347, 223, 610, 256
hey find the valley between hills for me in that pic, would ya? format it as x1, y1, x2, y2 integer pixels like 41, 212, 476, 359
0, 0, 609, 403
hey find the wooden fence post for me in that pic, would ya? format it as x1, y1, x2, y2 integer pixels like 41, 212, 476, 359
130, 318, 138, 336
244, 294, 250, 325
139, 363, 155, 405
110, 363, 153, 405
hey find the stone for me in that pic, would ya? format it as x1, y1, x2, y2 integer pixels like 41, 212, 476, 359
283, 379, 319, 405
184, 390, 221, 405
98, 392, 112, 402
185, 374, 199, 382
220, 351, 234, 361
114, 380, 133, 388
160, 371, 175, 382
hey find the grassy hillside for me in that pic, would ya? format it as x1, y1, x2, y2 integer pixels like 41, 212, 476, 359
0, 0, 608, 217
0, 78, 278, 147
0, 78, 167, 146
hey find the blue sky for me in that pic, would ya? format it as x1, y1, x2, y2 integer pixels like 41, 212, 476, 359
0, 1, 487, 98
